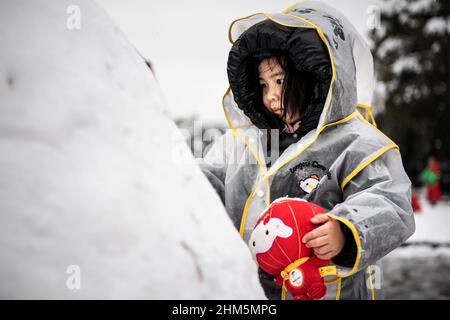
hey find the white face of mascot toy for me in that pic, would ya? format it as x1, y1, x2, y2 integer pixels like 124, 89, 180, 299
248, 217, 293, 259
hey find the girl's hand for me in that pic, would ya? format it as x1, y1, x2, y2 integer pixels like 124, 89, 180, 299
301, 214, 345, 260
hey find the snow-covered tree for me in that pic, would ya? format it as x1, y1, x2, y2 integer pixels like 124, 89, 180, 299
370, 0, 450, 184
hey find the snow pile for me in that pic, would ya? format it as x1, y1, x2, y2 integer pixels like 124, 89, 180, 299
383, 190, 450, 258
383, 190, 450, 259
0, 0, 265, 299
407, 195, 450, 244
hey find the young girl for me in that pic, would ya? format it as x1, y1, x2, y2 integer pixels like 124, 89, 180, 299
200, 1, 415, 300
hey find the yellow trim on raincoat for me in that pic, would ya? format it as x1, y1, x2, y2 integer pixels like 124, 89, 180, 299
340, 143, 399, 190
336, 277, 342, 300
368, 265, 376, 300
239, 111, 358, 238
357, 104, 377, 127
327, 213, 362, 278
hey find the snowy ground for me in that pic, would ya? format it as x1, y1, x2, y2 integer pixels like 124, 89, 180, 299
382, 189, 450, 299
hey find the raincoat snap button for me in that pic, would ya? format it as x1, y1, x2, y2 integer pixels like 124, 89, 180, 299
256, 190, 264, 197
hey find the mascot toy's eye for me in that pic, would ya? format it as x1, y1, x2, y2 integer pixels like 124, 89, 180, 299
266, 230, 269, 235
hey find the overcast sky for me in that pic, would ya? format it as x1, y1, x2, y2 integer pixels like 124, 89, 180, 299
97, 0, 378, 124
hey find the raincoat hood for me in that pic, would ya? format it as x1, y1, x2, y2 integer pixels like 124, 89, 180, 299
223, 1, 375, 131
227, 19, 331, 130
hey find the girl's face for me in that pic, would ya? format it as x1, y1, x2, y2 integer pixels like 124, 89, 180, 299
258, 57, 301, 125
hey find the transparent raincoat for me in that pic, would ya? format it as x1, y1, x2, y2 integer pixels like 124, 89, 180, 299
200, 1, 415, 300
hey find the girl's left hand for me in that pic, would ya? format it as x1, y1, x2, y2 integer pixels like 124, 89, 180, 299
301, 214, 345, 260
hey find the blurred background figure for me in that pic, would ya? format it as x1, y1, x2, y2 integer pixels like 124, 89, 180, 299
420, 154, 442, 206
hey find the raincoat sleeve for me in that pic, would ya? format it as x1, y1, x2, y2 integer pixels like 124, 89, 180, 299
328, 148, 415, 276
197, 132, 233, 205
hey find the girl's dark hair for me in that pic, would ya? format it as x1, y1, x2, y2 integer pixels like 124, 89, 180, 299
249, 53, 313, 129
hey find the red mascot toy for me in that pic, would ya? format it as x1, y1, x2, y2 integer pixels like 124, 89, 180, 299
248, 197, 337, 300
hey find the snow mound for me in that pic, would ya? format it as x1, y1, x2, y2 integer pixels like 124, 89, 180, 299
0, 0, 265, 299
407, 193, 450, 245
